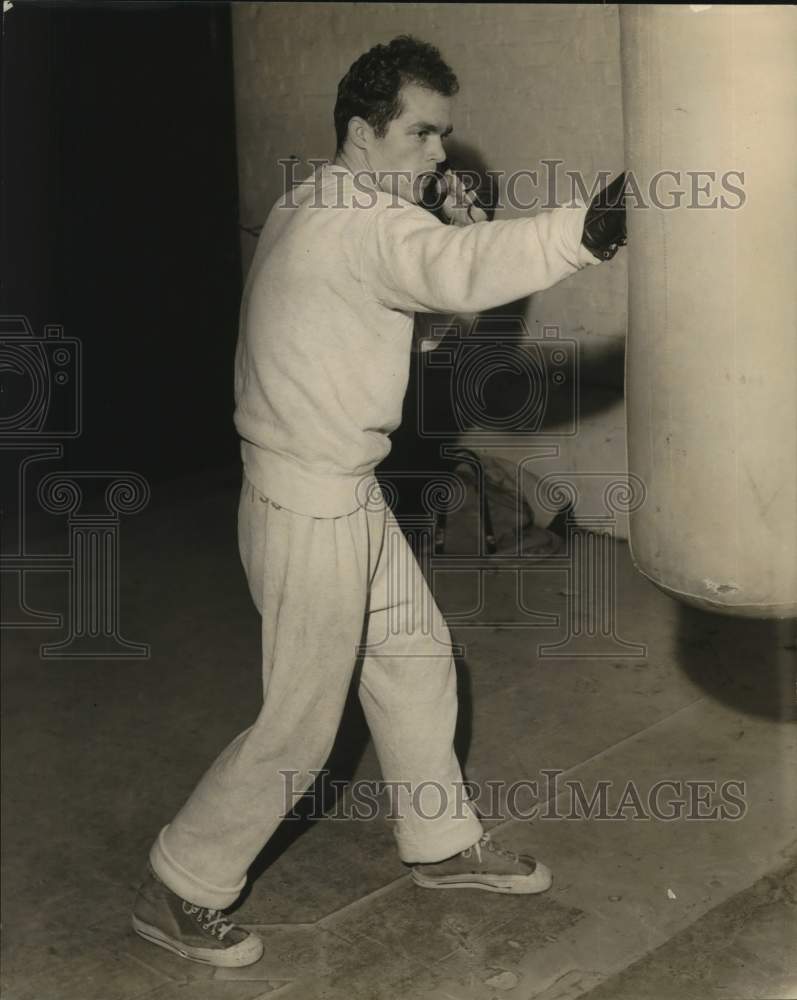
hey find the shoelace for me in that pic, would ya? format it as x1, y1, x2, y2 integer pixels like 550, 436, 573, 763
462, 834, 523, 865
181, 901, 233, 940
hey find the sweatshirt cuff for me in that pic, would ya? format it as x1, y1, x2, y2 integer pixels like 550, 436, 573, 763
559, 203, 603, 269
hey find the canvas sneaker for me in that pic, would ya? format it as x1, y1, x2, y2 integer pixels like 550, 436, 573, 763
131, 867, 263, 967
411, 833, 552, 894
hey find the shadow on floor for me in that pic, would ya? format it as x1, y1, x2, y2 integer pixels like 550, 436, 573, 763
675, 604, 796, 721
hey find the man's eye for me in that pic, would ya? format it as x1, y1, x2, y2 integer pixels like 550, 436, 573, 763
417, 131, 429, 139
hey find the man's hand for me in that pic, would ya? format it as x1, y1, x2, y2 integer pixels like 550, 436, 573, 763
581, 172, 627, 260
437, 169, 489, 226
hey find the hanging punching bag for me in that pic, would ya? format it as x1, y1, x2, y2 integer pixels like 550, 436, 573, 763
620, 4, 797, 619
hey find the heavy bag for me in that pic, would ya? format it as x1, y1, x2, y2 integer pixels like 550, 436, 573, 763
620, 4, 797, 618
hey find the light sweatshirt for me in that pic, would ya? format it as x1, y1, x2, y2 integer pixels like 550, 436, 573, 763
233, 163, 598, 517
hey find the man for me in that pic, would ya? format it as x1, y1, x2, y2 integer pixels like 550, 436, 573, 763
131, 35, 625, 968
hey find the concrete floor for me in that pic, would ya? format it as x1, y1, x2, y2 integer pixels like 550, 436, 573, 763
2, 463, 796, 1000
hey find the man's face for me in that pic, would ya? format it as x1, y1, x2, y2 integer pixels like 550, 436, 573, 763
366, 82, 453, 204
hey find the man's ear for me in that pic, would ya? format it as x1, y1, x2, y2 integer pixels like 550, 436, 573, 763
347, 116, 373, 151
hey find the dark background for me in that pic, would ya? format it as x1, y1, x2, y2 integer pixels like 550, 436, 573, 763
1, 1, 242, 501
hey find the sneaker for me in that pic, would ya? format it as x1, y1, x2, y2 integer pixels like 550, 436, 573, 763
131, 867, 263, 967
411, 833, 552, 894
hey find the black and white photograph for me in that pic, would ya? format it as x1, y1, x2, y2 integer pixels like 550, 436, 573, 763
1, 3, 796, 999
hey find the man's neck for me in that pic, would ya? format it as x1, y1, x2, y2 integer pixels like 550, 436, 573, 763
334, 147, 378, 189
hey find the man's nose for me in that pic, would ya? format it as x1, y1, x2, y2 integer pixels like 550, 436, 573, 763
429, 136, 446, 164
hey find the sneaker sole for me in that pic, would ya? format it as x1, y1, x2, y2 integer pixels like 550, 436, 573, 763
411, 871, 553, 895
131, 915, 264, 968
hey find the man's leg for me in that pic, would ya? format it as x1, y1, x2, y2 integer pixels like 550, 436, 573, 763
357, 506, 483, 862
135, 478, 375, 961
357, 506, 552, 893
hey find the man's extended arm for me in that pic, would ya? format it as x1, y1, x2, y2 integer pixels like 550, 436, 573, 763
361, 200, 599, 316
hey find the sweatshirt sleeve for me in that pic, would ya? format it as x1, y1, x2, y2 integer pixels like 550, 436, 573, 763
360, 201, 600, 315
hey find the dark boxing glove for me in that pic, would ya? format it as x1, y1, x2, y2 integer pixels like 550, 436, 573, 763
581, 172, 627, 261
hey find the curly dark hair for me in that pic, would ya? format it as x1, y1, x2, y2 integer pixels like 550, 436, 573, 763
334, 36, 459, 152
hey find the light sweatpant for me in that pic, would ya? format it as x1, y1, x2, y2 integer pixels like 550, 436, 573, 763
149, 475, 483, 909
